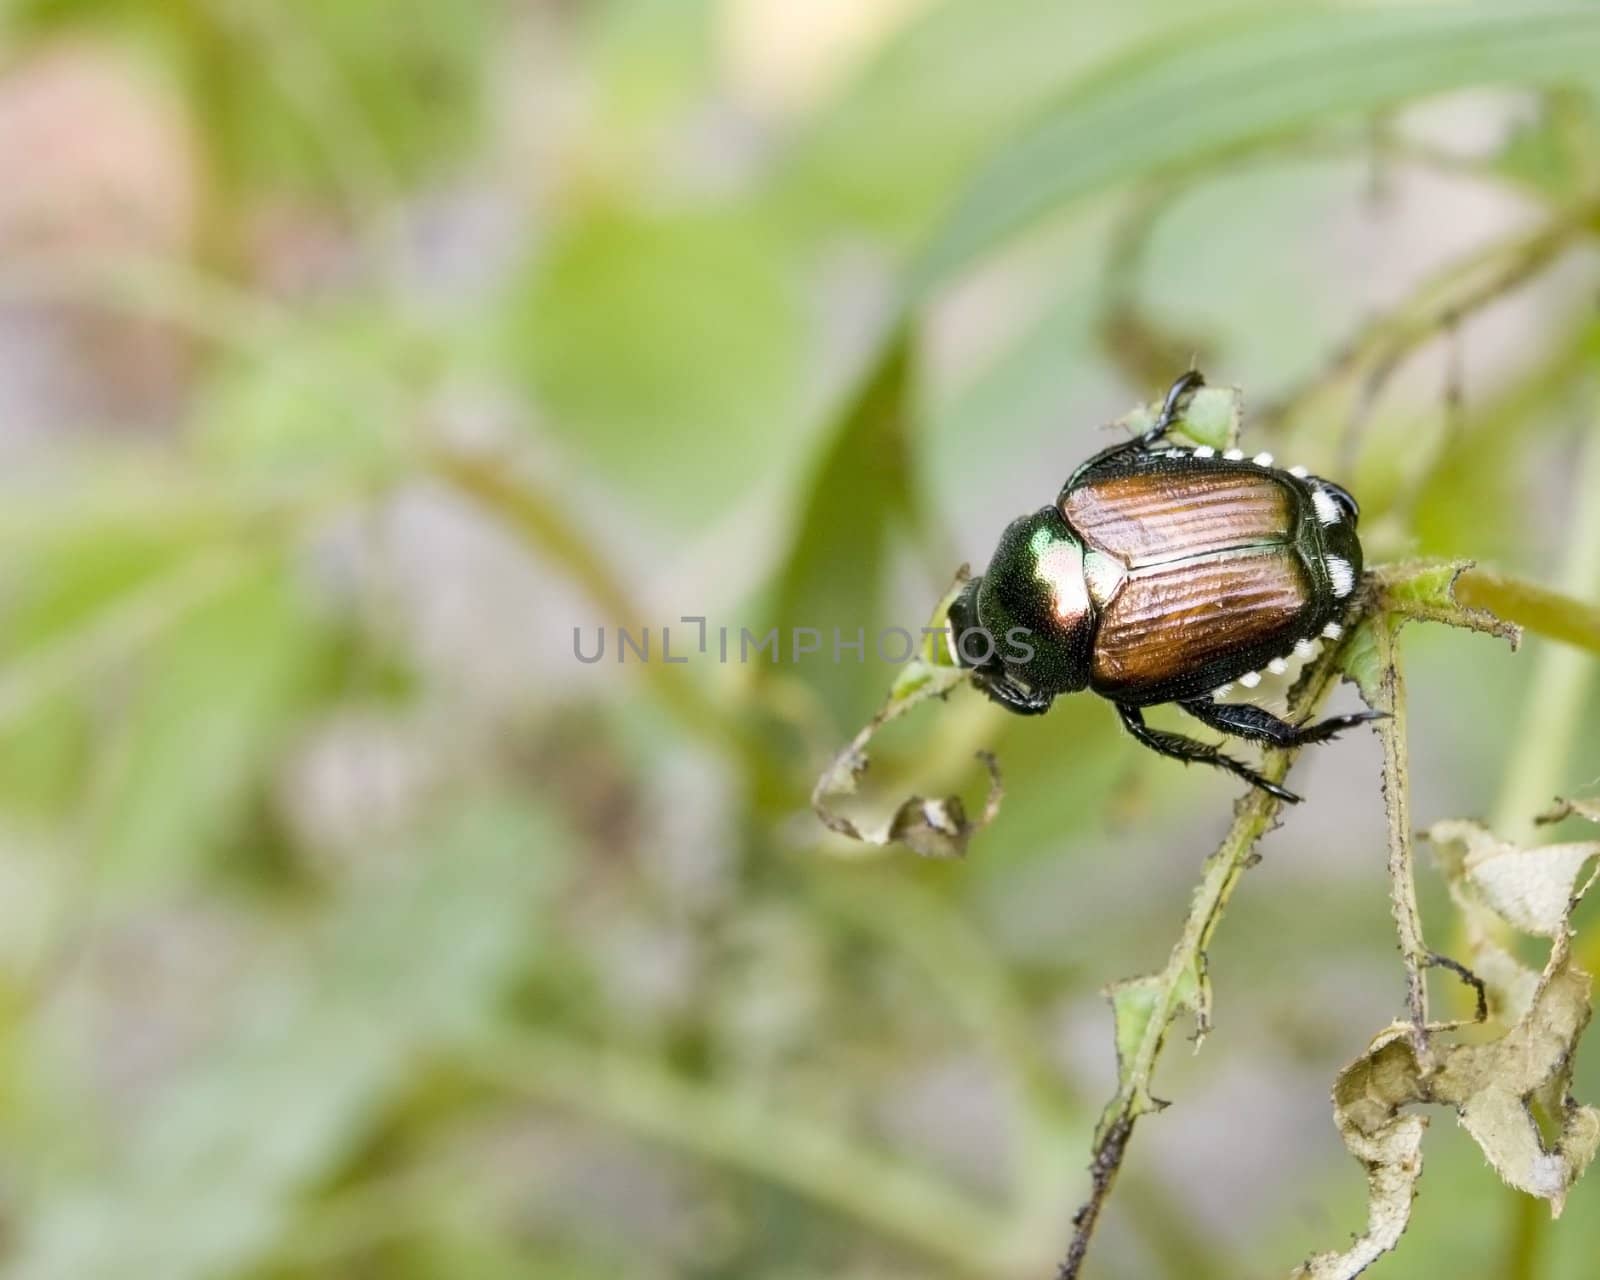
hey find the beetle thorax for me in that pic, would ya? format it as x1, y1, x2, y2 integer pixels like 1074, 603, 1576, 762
973, 508, 1094, 695
1030, 525, 1091, 623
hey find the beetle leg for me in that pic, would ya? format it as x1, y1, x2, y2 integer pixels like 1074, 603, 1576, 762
1063, 370, 1206, 494
947, 575, 1056, 715
1180, 698, 1387, 747
1142, 369, 1207, 447
1116, 702, 1301, 803
973, 670, 1055, 716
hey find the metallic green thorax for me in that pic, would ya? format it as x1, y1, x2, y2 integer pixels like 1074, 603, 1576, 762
972, 508, 1093, 693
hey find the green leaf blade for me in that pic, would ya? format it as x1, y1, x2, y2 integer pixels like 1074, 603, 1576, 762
914, 4, 1600, 292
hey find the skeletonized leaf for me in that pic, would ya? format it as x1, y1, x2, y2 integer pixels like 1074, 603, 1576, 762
812, 571, 1000, 859
1436, 950, 1599, 1212
1294, 1026, 1427, 1280
1368, 560, 1521, 648
1335, 615, 1388, 706
1302, 813, 1600, 1279
1105, 956, 1204, 1126
1428, 818, 1600, 940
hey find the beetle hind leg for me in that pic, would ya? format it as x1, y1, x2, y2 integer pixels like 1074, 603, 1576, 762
1180, 698, 1386, 747
1116, 703, 1300, 803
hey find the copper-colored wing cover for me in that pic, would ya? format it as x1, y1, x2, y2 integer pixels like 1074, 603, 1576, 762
1061, 468, 1293, 565
1060, 466, 1313, 700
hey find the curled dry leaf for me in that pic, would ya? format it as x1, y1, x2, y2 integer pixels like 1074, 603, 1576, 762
1297, 810, 1600, 1280
1430, 817, 1600, 943
811, 569, 1002, 859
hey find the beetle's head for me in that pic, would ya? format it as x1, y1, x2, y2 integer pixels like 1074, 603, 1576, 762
949, 507, 1094, 701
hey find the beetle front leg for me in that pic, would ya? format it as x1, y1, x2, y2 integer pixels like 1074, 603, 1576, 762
1117, 702, 1301, 803
973, 670, 1054, 716
949, 577, 1056, 716
1180, 698, 1386, 747
1064, 370, 1206, 492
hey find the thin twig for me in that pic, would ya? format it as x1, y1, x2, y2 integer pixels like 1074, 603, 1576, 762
1056, 648, 1350, 1279
1486, 419, 1600, 843
1371, 616, 1430, 1053
469, 1027, 1023, 1279
427, 446, 768, 772
1093, 130, 1569, 401
1260, 195, 1600, 459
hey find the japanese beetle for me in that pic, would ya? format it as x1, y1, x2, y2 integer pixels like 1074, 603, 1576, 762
948, 370, 1377, 803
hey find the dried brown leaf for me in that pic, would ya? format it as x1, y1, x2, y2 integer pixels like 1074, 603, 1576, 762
1299, 816, 1600, 1279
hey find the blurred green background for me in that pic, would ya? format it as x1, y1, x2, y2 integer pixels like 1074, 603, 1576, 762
1, 2, 1599, 1278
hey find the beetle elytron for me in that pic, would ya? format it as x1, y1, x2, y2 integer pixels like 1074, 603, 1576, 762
948, 371, 1379, 803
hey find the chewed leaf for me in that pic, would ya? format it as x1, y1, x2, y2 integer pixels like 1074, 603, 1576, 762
1171, 385, 1240, 450
883, 759, 1003, 859
1436, 949, 1600, 1214
1294, 1027, 1427, 1280
1117, 383, 1241, 452
1427, 819, 1600, 940
1106, 956, 1206, 1124
1336, 615, 1388, 706
1339, 560, 1521, 711
1369, 560, 1521, 648
1307, 812, 1600, 1277
812, 569, 1003, 858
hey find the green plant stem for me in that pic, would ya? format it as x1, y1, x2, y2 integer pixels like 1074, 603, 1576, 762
1490, 414, 1600, 1280
1503, 1195, 1546, 1280
468, 1027, 1025, 1279
1488, 424, 1600, 844
427, 448, 771, 779
1371, 616, 1430, 1049
1457, 567, 1600, 660
1262, 195, 1600, 461
1058, 653, 1347, 1280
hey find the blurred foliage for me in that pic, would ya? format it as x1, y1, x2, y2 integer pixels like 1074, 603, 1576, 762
0, 2, 1598, 1280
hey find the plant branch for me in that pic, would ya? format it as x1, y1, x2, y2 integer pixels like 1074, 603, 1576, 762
1371, 615, 1431, 1051
1488, 418, 1600, 1280
1456, 566, 1600, 660
468, 1027, 1024, 1279
1259, 195, 1600, 462
427, 447, 769, 775
1093, 127, 1552, 397
1057, 648, 1350, 1279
